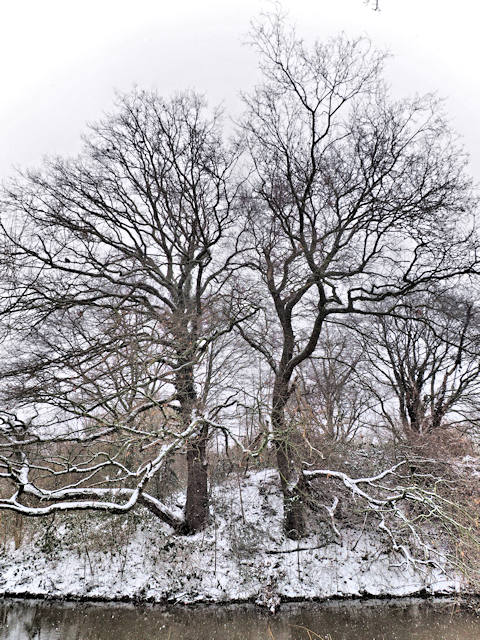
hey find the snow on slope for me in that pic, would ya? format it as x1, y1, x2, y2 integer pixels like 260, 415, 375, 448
0, 469, 462, 605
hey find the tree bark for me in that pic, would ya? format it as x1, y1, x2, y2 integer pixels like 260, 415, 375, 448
272, 376, 306, 540
176, 361, 209, 534
184, 423, 209, 533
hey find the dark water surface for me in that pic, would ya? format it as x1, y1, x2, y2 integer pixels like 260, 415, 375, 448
0, 597, 479, 640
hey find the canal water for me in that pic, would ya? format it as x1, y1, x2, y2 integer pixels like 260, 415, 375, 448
0, 597, 478, 639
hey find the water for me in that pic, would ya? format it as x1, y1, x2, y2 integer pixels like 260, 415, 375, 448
0, 597, 478, 639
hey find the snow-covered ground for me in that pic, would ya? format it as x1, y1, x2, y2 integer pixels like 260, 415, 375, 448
0, 469, 465, 606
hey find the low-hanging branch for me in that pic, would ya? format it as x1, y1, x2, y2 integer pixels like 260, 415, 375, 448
304, 461, 480, 576
0, 415, 211, 531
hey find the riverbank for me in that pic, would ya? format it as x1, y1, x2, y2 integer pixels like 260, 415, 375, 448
0, 468, 473, 607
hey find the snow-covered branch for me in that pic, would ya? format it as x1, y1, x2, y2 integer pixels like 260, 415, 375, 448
0, 416, 209, 530
303, 460, 477, 573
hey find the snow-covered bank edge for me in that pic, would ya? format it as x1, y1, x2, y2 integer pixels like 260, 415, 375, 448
0, 469, 476, 608
0, 590, 477, 608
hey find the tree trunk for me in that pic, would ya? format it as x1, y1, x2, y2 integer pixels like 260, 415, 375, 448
272, 376, 306, 540
176, 361, 209, 534
184, 423, 209, 533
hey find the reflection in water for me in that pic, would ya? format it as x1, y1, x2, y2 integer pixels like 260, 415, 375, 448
0, 598, 478, 640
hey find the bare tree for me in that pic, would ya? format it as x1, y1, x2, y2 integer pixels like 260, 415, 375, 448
294, 326, 371, 443
0, 90, 243, 533
357, 292, 480, 439
239, 14, 478, 538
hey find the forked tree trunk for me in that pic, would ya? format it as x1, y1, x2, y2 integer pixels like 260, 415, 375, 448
272, 377, 306, 540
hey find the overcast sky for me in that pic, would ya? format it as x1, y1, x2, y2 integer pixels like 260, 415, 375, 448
1, 0, 479, 180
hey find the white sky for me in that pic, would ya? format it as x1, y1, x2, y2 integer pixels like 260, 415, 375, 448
0, 0, 479, 179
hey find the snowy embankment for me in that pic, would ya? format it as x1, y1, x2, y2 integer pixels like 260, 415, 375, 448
0, 469, 464, 606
